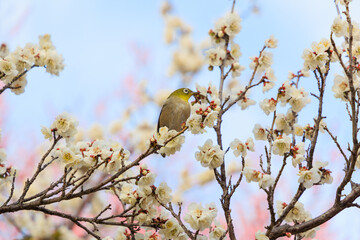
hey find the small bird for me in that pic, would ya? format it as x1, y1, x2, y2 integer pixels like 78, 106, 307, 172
157, 88, 195, 132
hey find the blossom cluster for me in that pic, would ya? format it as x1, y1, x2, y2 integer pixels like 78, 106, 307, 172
230, 137, 255, 157
42, 112, 79, 143
118, 165, 173, 224
184, 202, 218, 231
195, 139, 224, 169
52, 139, 131, 173
259, 80, 311, 118
298, 161, 333, 188
243, 167, 275, 189
302, 38, 335, 72
13, 212, 81, 240
276, 201, 319, 238
229, 84, 256, 110
161, 2, 203, 80
42, 112, 131, 173
0, 34, 64, 95
186, 83, 220, 134
206, 11, 244, 74
330, 12, 360, 102
114, 165, 191, 240
248, 35, 278, 92
154, 126, 185, 156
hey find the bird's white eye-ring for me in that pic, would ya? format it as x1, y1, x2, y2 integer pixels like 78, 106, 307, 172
183, 89, 189, 94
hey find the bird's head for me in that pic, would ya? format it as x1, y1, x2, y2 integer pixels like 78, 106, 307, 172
169, 88, 195, 101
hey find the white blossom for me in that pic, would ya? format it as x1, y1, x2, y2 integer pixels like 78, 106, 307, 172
275, 113, 291, 135
288, 87, 311, 112
298, 167, 321, 188
0, 149, 7, 173
314, 161, 333, 184
332, 74, 360, 101
331, 16, 347, 37
302, 41, 330, 71
204, 110, 219, 128
259, 98, 277, 115
243, 167, 262, 183
230, 43, 242, 60
162, 218, 184, 239
205, 46, 226, 66
231, 85, 256, 110
229, 137, 254, 157
223, 12, 242, 37
265, 35, 278, 48
231, 62, 246, 77
272, 135, 291, 156
195, 139, 224, 169
253, 124, 268, 141
250, 51, 273, 72
258, 174, 275, 189
184, 202, 217, 231
155, 182, 172, 204
291, 142, 306, 167
138, 172, 156, 187
51, 112, 78, 141
277, 201, 309, 223
293, 124, 304, 136
10, 74, 27, 95
186, 114, 205, 134
155, 127, 185, 156
209, 222, 226, 240
0, 58, 18, 79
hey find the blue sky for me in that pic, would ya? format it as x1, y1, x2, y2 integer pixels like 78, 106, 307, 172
1, 0, 360, 238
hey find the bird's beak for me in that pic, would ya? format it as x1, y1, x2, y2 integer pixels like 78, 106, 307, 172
190, 91, 197, 96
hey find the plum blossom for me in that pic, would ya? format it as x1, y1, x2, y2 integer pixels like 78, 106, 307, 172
272, 135, 291, 156
155, 127, 185, 156
288, 87, 311, 112
262, 68, 277, 92
258, 174, 275, 189
195, 139, 224, 169
230, 137, 254, 157
243, 167, 262, 183
302, 40, 331, 71
50, 112, 78, 141
209, 222, 226, 240
223, 12, 242, 37
0, 58, 18, 77
265, 35, 278, 48
276, 201, 310, 223
250, 51, 273, 73
184, 202, 217, 231
314, 161, 333, 184
205, 46, 226, 66
161, 218, 184, 239
275, 113, 291, 135
155, 182, 172, 204
331, 16, 347, 37
253, 124, 268, 141
291, 142, 306, 167
332, 74, 360, 101
298, 166, 321, 188
259, 98, 277, 115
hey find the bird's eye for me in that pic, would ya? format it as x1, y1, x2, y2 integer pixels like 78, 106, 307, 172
183, 89, 189, 94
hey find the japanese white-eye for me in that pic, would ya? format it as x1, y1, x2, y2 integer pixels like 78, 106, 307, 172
157, 88, 195, 132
